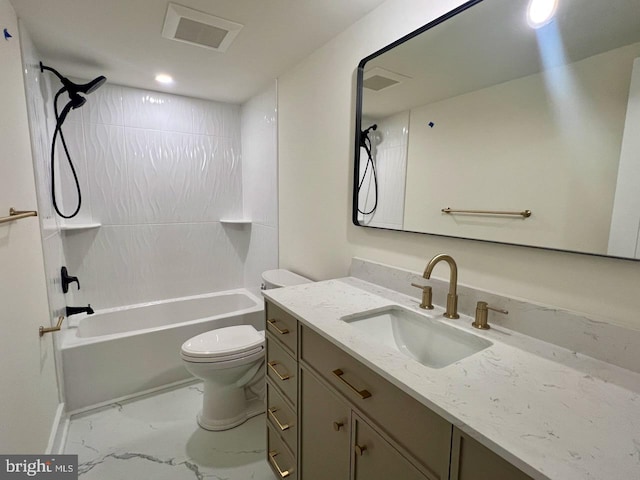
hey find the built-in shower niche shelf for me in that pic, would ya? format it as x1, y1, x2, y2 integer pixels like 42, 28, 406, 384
220, 219, 252, 225
60, 222, 102, 232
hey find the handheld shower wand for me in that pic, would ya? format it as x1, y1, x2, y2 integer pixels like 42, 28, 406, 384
40, 62, 106, 219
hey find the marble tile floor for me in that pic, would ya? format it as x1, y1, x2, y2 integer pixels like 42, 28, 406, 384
64, 381, 276, 480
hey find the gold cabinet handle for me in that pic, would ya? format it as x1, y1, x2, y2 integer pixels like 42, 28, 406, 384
267, 318, 289, 335
355, 444, 367, 456
333, 421, 344, 431
268, 408, 290, 431
268, 450, 291, 478
268, 361, 291, 381
332, 369, 371, 399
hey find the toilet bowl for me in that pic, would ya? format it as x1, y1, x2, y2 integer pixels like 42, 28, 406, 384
182, 270, 311, 431
181, 325, 265, 431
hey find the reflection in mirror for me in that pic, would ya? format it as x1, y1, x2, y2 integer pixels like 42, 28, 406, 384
354, 0, 640, 260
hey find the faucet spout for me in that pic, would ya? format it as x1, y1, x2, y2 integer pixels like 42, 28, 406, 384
423, 254, 459, 319
66, 304, 94, 316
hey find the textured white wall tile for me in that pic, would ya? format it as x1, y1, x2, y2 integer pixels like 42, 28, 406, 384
67, 226, 138, 309
51, 82, 272, 311
122, 87, 194, 133
241, 84, 278, 228
85, 124, 129, 225
57, 121, 94, 222
244, 224, 278, 289
80, 82, 124, 127
192, 98, 241, 140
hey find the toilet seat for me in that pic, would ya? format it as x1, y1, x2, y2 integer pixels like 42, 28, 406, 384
181, 325, 264, 363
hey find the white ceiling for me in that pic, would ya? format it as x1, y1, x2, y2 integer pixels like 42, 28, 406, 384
10, 0, 387, 103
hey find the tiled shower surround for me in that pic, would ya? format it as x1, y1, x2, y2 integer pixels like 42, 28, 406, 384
55, 82, 278, 309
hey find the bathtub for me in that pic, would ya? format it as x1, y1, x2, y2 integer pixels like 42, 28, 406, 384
60, 289, 264, 412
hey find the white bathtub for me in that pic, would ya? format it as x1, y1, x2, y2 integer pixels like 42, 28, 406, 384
60, 289, 264, 412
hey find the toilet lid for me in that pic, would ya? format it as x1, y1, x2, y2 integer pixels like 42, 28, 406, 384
181, 325, 264, 358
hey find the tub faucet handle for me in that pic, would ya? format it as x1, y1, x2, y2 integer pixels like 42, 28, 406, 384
61, 266, 80, 293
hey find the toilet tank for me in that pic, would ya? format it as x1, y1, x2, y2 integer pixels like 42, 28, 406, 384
261, 269, 311, 289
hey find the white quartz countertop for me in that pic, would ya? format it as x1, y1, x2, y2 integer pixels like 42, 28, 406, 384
262, 277, 640, 480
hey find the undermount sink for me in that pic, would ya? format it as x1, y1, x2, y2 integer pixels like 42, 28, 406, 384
341, 306, 492, 369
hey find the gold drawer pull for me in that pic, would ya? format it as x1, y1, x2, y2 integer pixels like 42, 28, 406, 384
268, 318, 290, 335
333, 421, 344, 431
268, 450, 291, 478
332, 369, 371, 399
355, 444, 367, 456
268, 361, 291, 381
268, 408, 290, 431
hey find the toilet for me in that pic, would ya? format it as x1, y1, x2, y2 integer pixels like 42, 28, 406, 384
181, 269, 311, 431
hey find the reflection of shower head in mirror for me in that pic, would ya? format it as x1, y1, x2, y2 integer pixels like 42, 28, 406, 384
360, 124, 377, 147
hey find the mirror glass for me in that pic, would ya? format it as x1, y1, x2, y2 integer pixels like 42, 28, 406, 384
354, 0, 640, 259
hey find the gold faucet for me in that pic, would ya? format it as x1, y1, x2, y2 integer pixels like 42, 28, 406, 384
423, 254, 459, 319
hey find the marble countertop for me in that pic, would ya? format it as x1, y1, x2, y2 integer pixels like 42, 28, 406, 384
262, 277, 640, 480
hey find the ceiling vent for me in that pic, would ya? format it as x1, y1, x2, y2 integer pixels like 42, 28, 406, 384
363, 67, 410, 91
162, 3, 243, 52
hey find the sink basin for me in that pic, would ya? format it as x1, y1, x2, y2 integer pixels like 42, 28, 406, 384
341, 306, 492, 369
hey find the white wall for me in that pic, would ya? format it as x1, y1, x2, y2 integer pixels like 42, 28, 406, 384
241, 82, 279, 288
277, 0, 640, 331
59, 84, 246, 309
403, 43, 638, 253
0, 0, 60, 452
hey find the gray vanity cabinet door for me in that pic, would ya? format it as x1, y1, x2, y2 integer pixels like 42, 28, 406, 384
300, 367, 351, 480
353, 414, 430, 480
450, 428, 534, 480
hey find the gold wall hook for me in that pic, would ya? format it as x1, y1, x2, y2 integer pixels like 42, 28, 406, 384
40, 315, 64, 337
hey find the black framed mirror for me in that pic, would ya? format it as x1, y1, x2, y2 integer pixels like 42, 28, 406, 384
353, 0, 640, 260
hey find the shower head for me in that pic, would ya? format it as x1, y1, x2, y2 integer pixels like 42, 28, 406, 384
39, 62, 107, 98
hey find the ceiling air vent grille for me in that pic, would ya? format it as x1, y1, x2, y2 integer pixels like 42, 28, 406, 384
162, 3, 243, 52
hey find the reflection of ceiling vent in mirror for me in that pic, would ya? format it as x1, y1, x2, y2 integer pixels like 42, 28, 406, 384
363, 75, 399, 91
162, 3, 243, 52
363, 67, 411, 91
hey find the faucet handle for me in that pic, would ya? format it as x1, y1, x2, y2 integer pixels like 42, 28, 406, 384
472, 301, 508, 330
410, 283, 434, 310
61, 266, 80, 293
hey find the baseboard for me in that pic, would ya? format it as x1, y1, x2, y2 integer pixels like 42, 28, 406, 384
45, 403, 69, 454
67, 377, 199, 418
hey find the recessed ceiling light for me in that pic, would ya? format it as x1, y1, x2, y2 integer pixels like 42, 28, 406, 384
527, 0, 558, 28
155, 74, 174, 84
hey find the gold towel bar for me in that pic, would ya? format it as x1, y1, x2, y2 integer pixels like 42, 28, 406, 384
0, 207, 38, 225
442, 208, 531, 218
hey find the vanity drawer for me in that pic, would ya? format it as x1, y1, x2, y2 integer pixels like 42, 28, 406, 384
301, 326, 452, 480
266, 332, 298, 406
266, 301, 298, 356
268, 424, 297, 480
267, 378, 297, 453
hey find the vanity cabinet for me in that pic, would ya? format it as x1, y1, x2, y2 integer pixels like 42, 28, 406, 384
450, 428, 534, 480
264, 300, 534, 480
265, 302, 299, 479
300, 325, 451, 480
299, 368, 351, 479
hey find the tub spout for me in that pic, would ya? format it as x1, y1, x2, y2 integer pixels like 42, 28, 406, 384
66, 304, 94, 316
